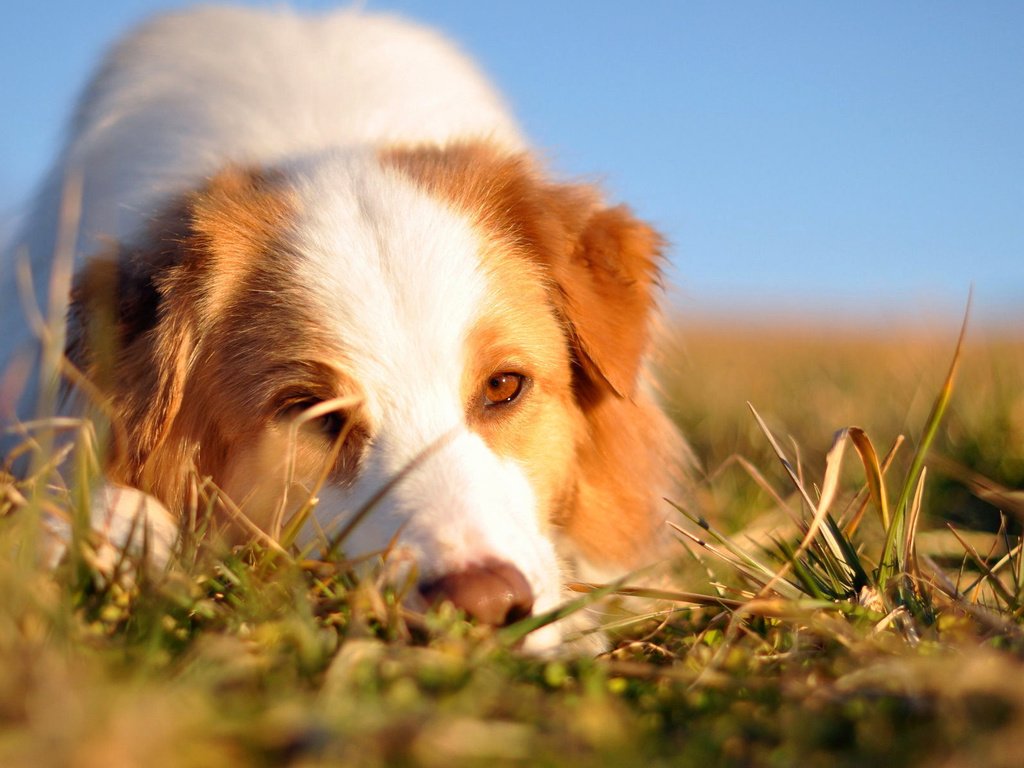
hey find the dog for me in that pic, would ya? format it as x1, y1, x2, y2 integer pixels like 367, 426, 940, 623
0, 6, 685, 651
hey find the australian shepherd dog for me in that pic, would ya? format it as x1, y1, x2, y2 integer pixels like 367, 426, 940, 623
0, 6, 685, 651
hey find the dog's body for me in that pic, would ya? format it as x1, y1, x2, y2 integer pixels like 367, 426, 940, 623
0, 6, 684, 651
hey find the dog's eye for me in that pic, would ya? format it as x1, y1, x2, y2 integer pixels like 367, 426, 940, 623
483, 372, 526, 406
312, 410, 346, 439
283, 399, 347, 440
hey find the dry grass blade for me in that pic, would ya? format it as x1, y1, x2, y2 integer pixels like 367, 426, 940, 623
923, 553, 1024, 639
849, 427, 891, 530
842, 434, 903, 536
277, 395, 364, 546
671, 521, 803, 598
904, 467, 927, 583
567, 583, 745, 610
959, 537, 1024, 600
213, 487, 290, 557
747, 403, 820, 516
878, 297, 970, 589
813, 428, 855, 565
30, 172, 83, 472
710, 454, 802, 525
496, 579, 626, 646
666, 502, 801, 597
946, 524, 1017, 607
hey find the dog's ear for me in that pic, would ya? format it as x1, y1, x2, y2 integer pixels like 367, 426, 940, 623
487, 156, 664, 400
67, 167, 287, 493
543, 203, 663, 399
67, 202, 199, 487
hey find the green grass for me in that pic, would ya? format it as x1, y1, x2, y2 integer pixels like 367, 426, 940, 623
2, 316, 1024, 767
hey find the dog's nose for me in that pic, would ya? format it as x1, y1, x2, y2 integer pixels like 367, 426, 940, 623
419, 560, 535, 626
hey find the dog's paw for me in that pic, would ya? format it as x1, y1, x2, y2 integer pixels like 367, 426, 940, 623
45, 483, 179, 578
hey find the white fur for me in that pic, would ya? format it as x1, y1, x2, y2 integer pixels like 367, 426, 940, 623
45, 483, 178, 575
0, 7, 577, 651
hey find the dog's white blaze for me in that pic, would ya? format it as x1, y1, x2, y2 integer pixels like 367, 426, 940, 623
284, 153, 563, 646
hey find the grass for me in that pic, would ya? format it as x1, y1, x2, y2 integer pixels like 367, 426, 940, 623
2, 314, 1024, 767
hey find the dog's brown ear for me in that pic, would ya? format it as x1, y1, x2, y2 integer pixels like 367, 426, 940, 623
493, 161, 664, 400
67, 207, 198, 487
67, 167, 289, 493
545, 203, 663, 398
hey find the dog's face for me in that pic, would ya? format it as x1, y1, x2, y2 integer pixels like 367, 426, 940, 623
69, 142, 674, 650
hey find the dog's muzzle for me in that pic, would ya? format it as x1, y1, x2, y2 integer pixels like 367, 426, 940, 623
418, 559, 535, 627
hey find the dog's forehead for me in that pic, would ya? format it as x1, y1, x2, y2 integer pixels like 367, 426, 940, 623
279, 151, 488, 429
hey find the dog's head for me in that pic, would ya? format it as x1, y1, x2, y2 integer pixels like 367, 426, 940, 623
68, 142, 680, 650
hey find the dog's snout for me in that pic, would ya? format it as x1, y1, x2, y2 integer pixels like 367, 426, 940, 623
419, 560, 535, 627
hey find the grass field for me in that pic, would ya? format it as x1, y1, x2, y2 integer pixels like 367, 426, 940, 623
2, 315, 1023, 767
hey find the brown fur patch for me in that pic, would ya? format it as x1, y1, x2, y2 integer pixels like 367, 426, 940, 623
68, 168, 365, 535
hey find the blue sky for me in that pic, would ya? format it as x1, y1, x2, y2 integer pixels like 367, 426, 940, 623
2, 1, 1021, 326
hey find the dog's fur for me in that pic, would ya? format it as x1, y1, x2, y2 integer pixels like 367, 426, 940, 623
0, 6, 684, 651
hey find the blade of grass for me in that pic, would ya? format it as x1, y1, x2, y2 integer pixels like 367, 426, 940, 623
567, 583, 745, 610
849, 428, 890, 530
667, 501, 781, 578
747, 403, 821, 516
496, 579, 625, 646
843, 435, 904, 536
878, 297, 970, 590
904, 467, 927, 582
947, 524, 1016, 607
670, 522, 802, 597
278, 395, 363, 547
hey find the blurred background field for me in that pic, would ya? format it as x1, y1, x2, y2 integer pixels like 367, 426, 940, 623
663, 315, 1024, 536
